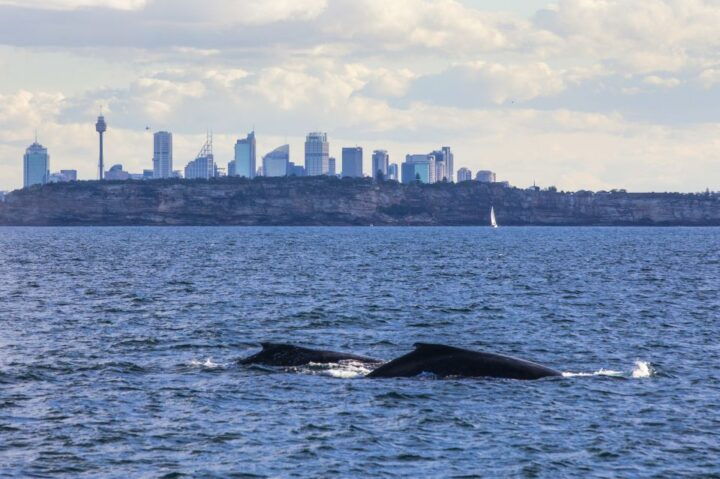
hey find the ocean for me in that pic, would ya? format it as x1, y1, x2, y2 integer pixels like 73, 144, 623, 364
1, 227, 719, 478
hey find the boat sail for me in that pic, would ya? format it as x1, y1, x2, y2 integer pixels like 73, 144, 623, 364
490, 206, 498, 228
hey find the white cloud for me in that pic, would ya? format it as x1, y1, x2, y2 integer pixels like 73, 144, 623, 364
643, 75, 681, 88
0, 0, 147, 10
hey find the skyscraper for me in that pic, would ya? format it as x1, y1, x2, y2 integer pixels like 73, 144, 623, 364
371, 150, 389, 179
442, 146, 454, 182
153, 131, 173, 179
23, 141, 49, 188
457, 167, 472, 182
185, 134, 215, 179
234, 131, 256, 178
263, 145, 290, 177
305, 132, 329, 176
342, 147, 363, 178
328, 157, 336, 176
387, 163, 399, 181
96, 115, 107, 180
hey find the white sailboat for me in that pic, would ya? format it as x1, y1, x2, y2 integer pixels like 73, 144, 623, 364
490, 206, 498, 228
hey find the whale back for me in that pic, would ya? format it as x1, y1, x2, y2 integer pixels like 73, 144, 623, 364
238, 342, 381, 367
366, 343, 561, 380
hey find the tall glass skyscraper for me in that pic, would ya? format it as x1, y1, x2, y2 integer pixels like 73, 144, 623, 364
153, 131, 173, 179
234, 131, 256, 178
305, 132, 329, 176
23, 141, 49, 188
341, 147, 363, 178
263, 145, 290, 177
371, 150, 389, 179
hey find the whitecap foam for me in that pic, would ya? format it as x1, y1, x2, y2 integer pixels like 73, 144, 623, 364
303, 360, 377, 379
188, 358, 223, 369
562, 369, 624, 378
563, 361, 653, 379
631, 361, 654, 378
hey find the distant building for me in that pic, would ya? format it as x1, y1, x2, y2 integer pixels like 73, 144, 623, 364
227, 161, 236, 177
263, 144, 290, 177
153, 131, 173, 179
305, 132, 329, 176
342, 147, 363, 178
105, 164, 130, 180
457, 167, 472, 182
256, 166, 264, 177
429, 146, 453, 182
387, 163, 399, 181
48, 172, 72, 183
60, 170, 77, 181
328, 157, 337, 176
287, 162, 305, 176
402, 154, 436, 184
372, 150, 389, 179
185, 135, 216, 179
234, 131, 256, 178
143, 169, 155, 180
23, 141, 49, 188
48, 169, 78, 183
476, 170, 496, 183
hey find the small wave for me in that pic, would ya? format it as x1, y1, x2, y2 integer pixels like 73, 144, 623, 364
562, 360, 654, 379
188, 358, 224, 369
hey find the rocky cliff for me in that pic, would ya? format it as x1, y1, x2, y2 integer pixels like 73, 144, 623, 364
0, 177, 718, 226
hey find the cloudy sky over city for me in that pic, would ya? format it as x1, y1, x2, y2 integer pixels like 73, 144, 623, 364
1, 0, 719, 191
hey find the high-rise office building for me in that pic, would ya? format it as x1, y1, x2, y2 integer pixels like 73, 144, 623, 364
387, 163, 399, 181
457, 167, 472, 182
476, 170, 496, 183
152, 131, 173, 179
402, 154, 436, 184
371, 150, 389, 179
429, 147, 454, 182
185, 134, 216, 179
305, 132, 329, 176
329, 157, 336, 176
342, 147, 363, 178
263, 145, 290, 177
234, 131, 256, 178
23, 141, 49, 188
442, 146, 454, 182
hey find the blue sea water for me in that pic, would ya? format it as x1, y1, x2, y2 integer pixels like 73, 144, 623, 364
1, 226, 719, 478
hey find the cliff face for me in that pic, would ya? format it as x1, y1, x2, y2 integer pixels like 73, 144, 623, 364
0, 177, 718, 226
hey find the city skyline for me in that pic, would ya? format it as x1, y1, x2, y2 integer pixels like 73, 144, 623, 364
1, 1, 719, 192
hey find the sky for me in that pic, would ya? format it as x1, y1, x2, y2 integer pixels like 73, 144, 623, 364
1, 0, 719, 192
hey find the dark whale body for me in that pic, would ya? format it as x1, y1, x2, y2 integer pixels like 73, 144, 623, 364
239, 343, 382, 367
366, 343, 562, 380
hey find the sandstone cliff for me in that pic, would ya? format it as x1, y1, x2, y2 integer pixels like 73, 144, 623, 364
0, 177, 718, 226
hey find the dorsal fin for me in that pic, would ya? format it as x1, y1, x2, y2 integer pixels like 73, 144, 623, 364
412, 343, 466, 355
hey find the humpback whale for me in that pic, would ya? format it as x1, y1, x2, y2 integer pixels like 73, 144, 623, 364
239, 342, 382, 367
366, 343, 562, 380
